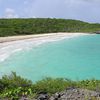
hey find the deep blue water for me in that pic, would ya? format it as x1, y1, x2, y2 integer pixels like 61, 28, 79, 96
0, 34, 100, 82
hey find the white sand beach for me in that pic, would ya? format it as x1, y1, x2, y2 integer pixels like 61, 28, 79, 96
0, 33, 87, 43
0, 33, 88, 62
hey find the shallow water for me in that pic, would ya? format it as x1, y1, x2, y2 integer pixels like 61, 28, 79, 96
0, 34, 100, 82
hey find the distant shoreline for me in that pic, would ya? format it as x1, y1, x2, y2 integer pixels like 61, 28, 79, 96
0, 32, 89, 43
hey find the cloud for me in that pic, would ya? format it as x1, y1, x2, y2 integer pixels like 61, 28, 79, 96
0, 0, 100, 22
4, 8, 19, 18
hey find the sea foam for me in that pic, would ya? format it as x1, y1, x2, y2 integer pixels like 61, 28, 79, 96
0, 33, 84, 62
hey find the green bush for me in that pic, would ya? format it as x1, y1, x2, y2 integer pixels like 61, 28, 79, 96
0, 72, 32, 91
32, 78, 76, 94
0, 72, 100, 99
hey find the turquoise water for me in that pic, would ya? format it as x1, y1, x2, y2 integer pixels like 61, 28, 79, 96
0, 34, 100, 82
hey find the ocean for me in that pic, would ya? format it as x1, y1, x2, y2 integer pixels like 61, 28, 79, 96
0, 34, 100, 82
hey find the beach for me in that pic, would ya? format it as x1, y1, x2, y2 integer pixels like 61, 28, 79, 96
0, 33, 87, 62
0, 33, 88, 43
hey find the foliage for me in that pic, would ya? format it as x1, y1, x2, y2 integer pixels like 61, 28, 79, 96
0, 72, 100, 99
0, 72, 33, 99
0, 18, 100, 37
32, 78, 76, 94
76, 79, 100, 90
0, 87, 33, 100
0, 72, 32, 90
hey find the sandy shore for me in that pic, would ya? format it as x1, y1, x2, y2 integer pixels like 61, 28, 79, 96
0, 33, 88, 43
0, 33, 88, 62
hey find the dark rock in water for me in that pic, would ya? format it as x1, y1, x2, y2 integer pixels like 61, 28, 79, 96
96, 33, 100, 34
94, 31, 100, 34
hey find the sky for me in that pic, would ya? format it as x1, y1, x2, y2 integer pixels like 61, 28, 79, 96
0, 0, 100, 23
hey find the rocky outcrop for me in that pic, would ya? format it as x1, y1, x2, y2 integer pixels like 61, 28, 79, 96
50, 88, 100, 100
15, 87, 100, 100
37, 87, 100, 100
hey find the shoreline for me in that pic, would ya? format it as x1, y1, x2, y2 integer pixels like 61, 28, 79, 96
0, 33, 88, 62
0, 32, 88, 43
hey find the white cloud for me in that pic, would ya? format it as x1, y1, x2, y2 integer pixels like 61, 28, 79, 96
0, 0, 100, 22
32, 16, 36, 18
4, 8, 19, 18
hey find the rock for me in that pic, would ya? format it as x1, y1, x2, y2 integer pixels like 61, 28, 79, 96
49, 88, 100, 100
35, 87, 100, 100
94, 31, 100, 34
19, 97, 29, 100
37, 92, 49, 100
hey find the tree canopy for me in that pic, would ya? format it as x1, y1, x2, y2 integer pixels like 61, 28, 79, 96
0, 18, 100, 37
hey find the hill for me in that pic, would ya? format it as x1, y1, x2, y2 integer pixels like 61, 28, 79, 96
0, 18, 100, 37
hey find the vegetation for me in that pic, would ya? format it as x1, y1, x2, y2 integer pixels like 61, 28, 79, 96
0, 18, 100, 37
0, 72, 100, 99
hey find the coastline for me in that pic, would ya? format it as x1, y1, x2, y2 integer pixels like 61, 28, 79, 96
0, 33, 88, 62
0, 32, 88, 43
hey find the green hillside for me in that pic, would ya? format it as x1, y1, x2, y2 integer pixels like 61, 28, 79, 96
0, 18, 100, 37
